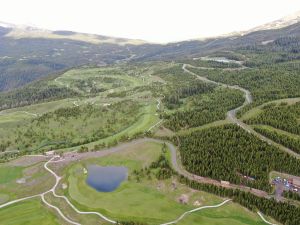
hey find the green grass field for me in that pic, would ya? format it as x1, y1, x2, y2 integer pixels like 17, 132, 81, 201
0, 65, 161, 154
60, 101, 160, 152
0, 166, 22, 184
0, 161, 54, 203
0, 199, 62, 225
177, 202, 271, 225
62, 140, 270, 225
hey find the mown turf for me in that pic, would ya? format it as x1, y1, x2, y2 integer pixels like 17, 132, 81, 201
64, 140, 269, 225
0, 198, 61, 225
177, 202, 269, 225
0, 162, 55, 202
0, 166, 22, 184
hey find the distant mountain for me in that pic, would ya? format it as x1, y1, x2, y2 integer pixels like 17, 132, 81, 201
0, 10, 300, 92
246, 10, 300, 33
0, 21, 146, 45
0, 22, 147, 92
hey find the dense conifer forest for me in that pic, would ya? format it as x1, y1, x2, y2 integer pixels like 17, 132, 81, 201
177, 124, 300, 191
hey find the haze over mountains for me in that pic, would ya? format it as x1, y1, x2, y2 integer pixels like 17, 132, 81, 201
0, 11, 300, 92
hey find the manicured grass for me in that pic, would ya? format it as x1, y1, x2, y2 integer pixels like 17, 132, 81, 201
44, 192, 106, 225
177, 202, 268, 225
0, 112, 33, 124
53, 67, 145, 95
1, 98, 74, 116
64, 140, 270, 225
66, 142, 220, 224
0, 198, 61, 225
0, 162, 55, 202
0, 166, 22, 184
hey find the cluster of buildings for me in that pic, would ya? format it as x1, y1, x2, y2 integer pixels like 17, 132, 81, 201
273, 176, 300, 193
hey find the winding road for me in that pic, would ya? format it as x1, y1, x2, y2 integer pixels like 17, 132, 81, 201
0, 63, 286, 224
0, 137, 277, 224
182, 64, 300, 159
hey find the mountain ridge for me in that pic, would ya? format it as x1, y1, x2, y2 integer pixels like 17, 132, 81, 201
0, 11, 300, 92
1, 10, 300, 44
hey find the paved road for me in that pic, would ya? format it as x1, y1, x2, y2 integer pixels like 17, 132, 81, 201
182, 64, 300, 159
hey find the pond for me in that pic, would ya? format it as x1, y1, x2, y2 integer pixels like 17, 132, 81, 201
86, 165, 128, 192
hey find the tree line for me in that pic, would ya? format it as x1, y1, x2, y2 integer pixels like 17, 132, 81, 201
245, 102, 300, 135
179, 175, 300, 225
253, 126, 300, 154
164, 88, 244, 131
176, 124, 300, 191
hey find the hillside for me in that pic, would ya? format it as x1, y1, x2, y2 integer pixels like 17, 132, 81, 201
1, 12, 300, 92
0, 23, 145, 92
1, 11, 300, 224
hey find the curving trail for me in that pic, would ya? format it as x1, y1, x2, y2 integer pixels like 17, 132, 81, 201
147, 120, 164, 132
151, 139, 269, 198
0, 194, 40, 209
0, 110, 38, 118
55, 77, 70, 88
0, 156, 117, 224
0, 138, 278, 224
257, 211, 277, 225
160, 199, 231, 225
44, 157, 117, 224
41, 194, 81, 225
182, 64, 300, 159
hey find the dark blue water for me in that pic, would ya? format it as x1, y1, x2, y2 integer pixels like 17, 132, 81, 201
86, 165, 128, 192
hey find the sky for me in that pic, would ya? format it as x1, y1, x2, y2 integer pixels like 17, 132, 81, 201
0, 0, 300, 43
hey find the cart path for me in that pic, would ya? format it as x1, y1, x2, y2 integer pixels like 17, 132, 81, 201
0, 138, 280, 224
182, 64, 300, 159
160, 199, 231, 225
257, 211, 277, 225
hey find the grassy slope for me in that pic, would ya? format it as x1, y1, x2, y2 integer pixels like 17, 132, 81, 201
0, 165, 22, 184
177, 202, 271, 225
0, 162, 55, 202
0, 199, 62, 225
64, 141, 268, 225
60, 101, 159, 151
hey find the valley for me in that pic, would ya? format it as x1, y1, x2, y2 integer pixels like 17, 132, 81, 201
0, 10, 300, 225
